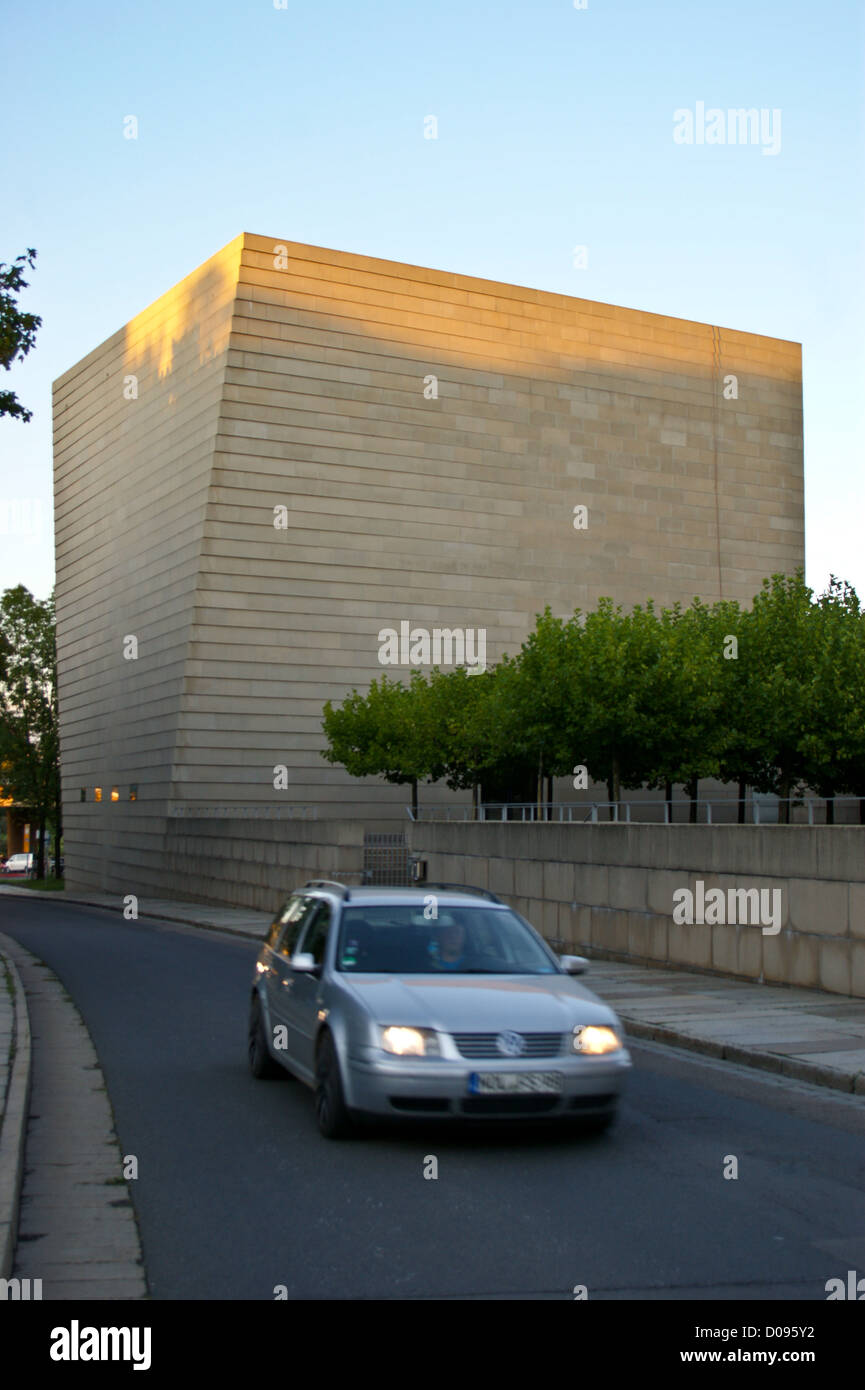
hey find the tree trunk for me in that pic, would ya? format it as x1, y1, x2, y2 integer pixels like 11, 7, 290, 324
778, 776, 791, 825
36, 808, 47, 880
665, 780, 673, 824
860, 798, 865, 826
54, 780, 63, 878
686, 777, 698, 824
536, 750, 543, 821
738, 778, 747, 825
826, 796, 835, 826
546, 775, 553, 822
411, 778, 418, 820
610, 755, 621, 821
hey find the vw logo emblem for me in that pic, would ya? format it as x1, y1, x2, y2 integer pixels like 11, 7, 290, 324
496, 1030, 526, 1057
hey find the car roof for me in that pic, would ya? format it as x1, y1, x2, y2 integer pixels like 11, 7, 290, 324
298, 883, 508, 909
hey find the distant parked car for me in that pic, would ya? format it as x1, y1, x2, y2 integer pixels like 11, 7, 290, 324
3, 853, 34, 875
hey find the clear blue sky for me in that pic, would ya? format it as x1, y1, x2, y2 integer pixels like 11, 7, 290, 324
2, 0, 863, 603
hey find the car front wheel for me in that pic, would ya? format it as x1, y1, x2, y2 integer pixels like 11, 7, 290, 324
314, 1032, 355, 1139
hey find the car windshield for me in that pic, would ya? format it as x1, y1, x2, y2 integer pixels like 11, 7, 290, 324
335, 905, 558, 975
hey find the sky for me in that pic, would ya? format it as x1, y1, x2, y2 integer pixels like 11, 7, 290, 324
2, 0, 863, 603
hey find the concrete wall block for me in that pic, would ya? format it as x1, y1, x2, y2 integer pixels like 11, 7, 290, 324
487, 857, 515, 897
849, 883, 865, 941
736, 926, 763, 980
557, 903, 587, 951
626, 913, 658, 962
851, 942, 865, 999
711, 923, 739, 976
516, 859, 544, 901
647, 869, 687, 916
789, 933, 820, 989
542, 860, 574, 904
819, 940, 852, 995
590, 908, 630, 955
788, 879, 847, 936
532, 897, 561, 942
761, 931, 793, 987
574, 864, 608, 907
608, 866, 649, 912
668, 920, 712, 969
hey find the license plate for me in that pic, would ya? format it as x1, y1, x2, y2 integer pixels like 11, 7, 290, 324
467, 1071, 563, 1095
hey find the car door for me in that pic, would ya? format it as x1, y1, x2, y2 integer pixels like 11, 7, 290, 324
267, 896, 318, 1065
284, 900, 334, 1082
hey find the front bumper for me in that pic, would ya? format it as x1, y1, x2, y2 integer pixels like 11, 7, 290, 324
345, 1046, 632, 1119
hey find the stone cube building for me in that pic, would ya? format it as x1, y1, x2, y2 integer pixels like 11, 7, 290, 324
53, 233, 804, 892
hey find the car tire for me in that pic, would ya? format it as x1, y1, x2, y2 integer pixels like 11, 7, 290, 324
314, 1031, 355, 1139
248, 995, 282, 1079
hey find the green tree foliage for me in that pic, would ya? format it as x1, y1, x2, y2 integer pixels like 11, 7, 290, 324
0, 249, 42, 422
321, 672, 435, 815
320, 572, 865, 822
794, 577, 865, 818
0, 587, 60, 876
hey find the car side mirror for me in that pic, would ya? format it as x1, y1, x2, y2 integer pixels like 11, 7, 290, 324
291, 952, 319, 974
560, 954, 590, 975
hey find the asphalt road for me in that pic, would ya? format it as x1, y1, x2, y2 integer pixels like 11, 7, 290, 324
3, 895, 864, 1301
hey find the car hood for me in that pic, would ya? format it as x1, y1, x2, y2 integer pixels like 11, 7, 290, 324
338, 972, 618, 1031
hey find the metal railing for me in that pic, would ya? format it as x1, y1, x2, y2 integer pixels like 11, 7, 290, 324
168, 805, 319, 819
407, 796, 865, 825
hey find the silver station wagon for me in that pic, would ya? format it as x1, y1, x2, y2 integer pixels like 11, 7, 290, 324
248, 881, 631, 1139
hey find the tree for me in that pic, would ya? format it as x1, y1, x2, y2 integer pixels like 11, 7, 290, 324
0, 250, 42, 422
643, 600, 728, 821
740, 571, 821, 821
797, 577, 865, 822
0, 586, 60, 878
497, 609, 584, 814
423, 665, 502, 814
321, 672, 436, 817
574, 599, 667, 813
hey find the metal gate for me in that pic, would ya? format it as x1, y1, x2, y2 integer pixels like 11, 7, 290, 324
363, 831, 410, 886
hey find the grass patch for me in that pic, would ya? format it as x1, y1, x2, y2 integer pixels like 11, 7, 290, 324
12, 877, 65, 892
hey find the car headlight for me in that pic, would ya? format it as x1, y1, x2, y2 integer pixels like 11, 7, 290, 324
380, 1026, 440, 1057
573, 1025, 621, 1055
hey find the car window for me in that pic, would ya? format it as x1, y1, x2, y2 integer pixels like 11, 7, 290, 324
265, 895, 302, 949
277, 897, 317, 958
297, 901, 333, 967
335, 905, 557, 974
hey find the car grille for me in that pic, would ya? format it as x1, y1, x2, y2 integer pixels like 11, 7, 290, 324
451, 1032, 564, 1059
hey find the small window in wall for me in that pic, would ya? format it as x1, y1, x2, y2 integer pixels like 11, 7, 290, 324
110, 787, 119, 802
94, 787, 102, 803
80, 788, 86, 802
129, 785, 138, 802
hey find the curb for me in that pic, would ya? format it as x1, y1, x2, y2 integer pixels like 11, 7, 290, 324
0, 941, 33, 1279
621, 1017, 865, 1096
0, 886, 268, 944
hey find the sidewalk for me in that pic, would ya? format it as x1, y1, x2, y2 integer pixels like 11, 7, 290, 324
2, 883, 864, 1096
0, 946, 30, 1279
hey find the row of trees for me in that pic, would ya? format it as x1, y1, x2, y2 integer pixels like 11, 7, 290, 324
1, 253, 55, 871
321, 572, 865, 823
0, 586, 61, 877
